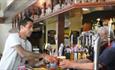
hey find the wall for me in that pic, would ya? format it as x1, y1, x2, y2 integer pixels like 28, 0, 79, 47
45, 17, 57, 49
0, 24, 12, 53
0, 0, 7, 17
70, 9, 82, 31
45, 9, 82, 48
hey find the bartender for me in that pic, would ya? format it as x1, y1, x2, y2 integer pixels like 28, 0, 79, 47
0, 17, 57, 70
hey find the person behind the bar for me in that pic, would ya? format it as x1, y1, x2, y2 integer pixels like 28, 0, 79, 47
0, 17, 57, 70
59, 26, 115, 70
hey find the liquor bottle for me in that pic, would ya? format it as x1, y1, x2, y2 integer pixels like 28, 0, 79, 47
77, 37, 82, 60
37, 8, 41, 16
43, 2, 46, 15
51, 0, 54, 12
70, 49, 74, 60
65, 46, 71, 59
59, 0, 64, 8
73, 44, 78, 61
59, 43, 64, 56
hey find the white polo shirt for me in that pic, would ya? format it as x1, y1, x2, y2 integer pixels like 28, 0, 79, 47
0, 33, 32, 70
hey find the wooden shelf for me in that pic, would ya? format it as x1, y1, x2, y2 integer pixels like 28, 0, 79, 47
0, 17, 5, 23
34, 4, 76, 22
34, 1, 115, 22
75, 1, 115, 8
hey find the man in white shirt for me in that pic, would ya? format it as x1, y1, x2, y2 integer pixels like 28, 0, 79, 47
0, 17, 57, 70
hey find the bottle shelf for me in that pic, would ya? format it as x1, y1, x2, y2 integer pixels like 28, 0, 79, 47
34, 1, 115, 22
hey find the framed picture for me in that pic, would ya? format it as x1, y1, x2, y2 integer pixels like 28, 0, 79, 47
48, 30, 56, 44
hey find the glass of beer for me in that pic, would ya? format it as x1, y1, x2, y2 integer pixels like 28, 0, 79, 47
57, 56, 66, 69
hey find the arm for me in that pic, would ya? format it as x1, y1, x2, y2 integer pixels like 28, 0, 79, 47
13, 45, 46, 61
76, 59, 92, 63
71, 62, 93, 70
13, 45, 57, 63
60, 59, 94, 70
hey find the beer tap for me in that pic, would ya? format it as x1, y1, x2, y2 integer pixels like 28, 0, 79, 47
93, 33, 100, 70
108, 18, 113, 47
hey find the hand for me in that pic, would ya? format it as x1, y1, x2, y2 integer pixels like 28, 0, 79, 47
44, 54, 58, 63
59, 59, 75, 69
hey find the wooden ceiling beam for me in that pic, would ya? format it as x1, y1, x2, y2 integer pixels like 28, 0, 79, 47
0, 17, 5, 23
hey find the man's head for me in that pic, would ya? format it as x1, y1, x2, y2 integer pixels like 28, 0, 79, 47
19, 17, 33, 37
82, 21, 92, 32
97, 26, 114, 42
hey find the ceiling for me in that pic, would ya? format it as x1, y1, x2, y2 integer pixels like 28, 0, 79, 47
0, 0, 14, 16
0, 0, 37, 23
0, 0, 8, 23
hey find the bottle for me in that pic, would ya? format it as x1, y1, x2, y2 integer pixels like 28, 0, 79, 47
50, 62, 57, 70
59, 43, 64, 56
77, 37, 82, 60
43, 2, 46, 15
73, 44, 78, 61
70, 51, 74, 60
74, 51, 78, 61
65, 46, 71, 59
51, 0, 54, 12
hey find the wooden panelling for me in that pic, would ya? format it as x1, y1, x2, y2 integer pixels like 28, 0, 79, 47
0, 17, 5, 23
58, 13, 64, 48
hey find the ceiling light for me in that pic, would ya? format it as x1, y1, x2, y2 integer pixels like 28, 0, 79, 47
39, 22, 44, 25
82, 8, 89, 11
97, 18, 100, 21
7, 0, 14, 6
